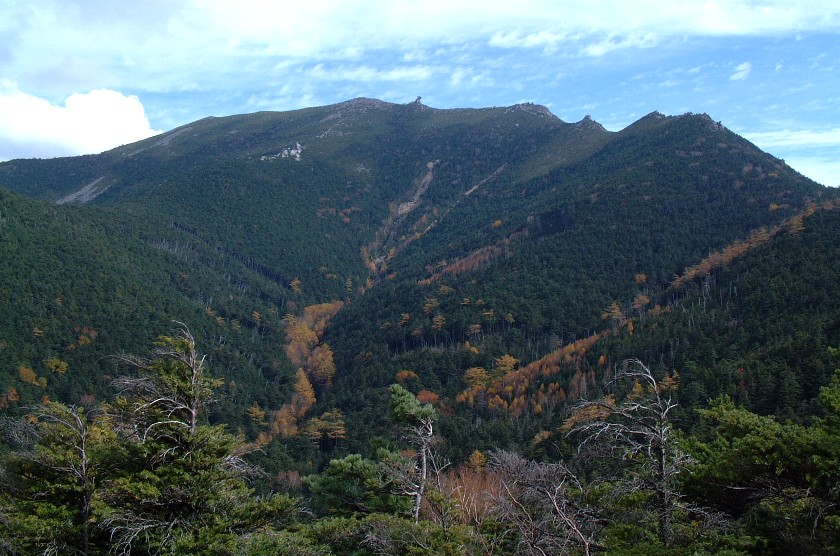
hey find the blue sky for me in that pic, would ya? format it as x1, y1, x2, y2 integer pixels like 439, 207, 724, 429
1, 1, 838, 186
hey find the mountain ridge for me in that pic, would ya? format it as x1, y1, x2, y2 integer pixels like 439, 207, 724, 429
0, 96, 837, 473
3, 98, 606, 204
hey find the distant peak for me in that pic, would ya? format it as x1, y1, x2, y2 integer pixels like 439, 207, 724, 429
336, 97, 395, 111
622, 110, 731, 135
574, 115, 605, 131
676, 111, 726, 132
506, 103, 558, 120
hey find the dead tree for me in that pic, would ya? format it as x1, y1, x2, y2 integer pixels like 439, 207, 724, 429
490, 450, 604, 556
564, 358, 726, 546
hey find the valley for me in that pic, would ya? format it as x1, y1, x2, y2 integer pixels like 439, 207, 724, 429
1, 98, 838, 554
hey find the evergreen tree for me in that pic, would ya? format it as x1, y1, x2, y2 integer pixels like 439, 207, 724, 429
385, 384, 438, 522
303, 453, 409, 516
0, 401, 119, 555
690, 348, 840, 554
102, 324, 298, 554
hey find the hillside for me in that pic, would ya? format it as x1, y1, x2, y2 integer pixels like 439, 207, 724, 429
0, 98, 836, 464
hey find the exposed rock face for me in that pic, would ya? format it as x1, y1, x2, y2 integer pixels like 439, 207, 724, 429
56, 176, 109, 204
506, 103, 558, 119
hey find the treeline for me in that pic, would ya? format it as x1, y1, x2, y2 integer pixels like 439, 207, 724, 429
2, 328, 838, 554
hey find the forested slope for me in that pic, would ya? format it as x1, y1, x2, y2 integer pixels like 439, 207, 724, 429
0, 98, 836, 466
2, 98, 840, 554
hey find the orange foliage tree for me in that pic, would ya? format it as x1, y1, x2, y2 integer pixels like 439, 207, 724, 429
284, 302, 344, 387
416, 390, 440, 405
396, 370, 419, 383
456, 333, 597, 415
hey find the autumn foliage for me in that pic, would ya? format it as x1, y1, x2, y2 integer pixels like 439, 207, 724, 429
0, 387, 20, 409
395, 370, 419, 383
284, 301, 344, 386
418, 229, 529, 285
670, 199, 839, 291
457, 334, 602, 416
258, 301, 345, 444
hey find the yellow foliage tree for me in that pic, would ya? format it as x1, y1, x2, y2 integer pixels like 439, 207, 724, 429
467, 450, 488, 469
494, 354, 519, 376
246, 402, 267, 426
290, 277, 302, 294
306, 408, 347, 443
463, 367, 490, 388
18, 365, 39, 385
319, 409, 347, 441
602, 302, 624, 332
270, 405, 298, 437
561, 395, 617, 432
632, 292, 650, 312
44, 357, 69, 374
422, 297, 440, 315
291, 369, 316, 418
308, 344, 337, 386
602, 302, 623, 322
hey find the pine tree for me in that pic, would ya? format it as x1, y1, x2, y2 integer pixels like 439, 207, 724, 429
387, 384, 438, 522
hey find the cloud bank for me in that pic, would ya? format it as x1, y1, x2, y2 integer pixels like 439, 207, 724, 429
7, 1, 839, 100
0, 85, 160, 160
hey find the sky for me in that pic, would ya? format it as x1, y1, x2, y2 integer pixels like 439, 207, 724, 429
1, 1, 838, 186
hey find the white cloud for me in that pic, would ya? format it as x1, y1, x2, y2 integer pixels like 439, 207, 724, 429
729, 62, 752, 80
448, 67, 493, 88
783, 156, 840, 187
580, 33, 659, 57
8, 2, 840, 97
0, 85, 160, 160
742, 128, 840, 186
308, 64, 438, 82
743, 128, 840, 149
489, 30, 568, 51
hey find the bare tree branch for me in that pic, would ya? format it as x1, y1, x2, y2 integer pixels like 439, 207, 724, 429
490, 450, 604, 556
565, 359, 727, 546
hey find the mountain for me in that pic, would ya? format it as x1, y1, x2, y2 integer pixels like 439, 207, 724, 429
0, 97, 837, 468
